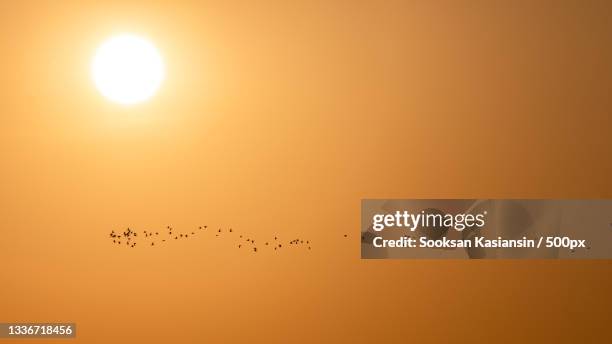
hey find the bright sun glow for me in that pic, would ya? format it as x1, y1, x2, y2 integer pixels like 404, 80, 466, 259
92, 34, 165, 105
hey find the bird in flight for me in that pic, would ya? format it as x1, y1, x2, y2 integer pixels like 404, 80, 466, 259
107, 225, 314, 253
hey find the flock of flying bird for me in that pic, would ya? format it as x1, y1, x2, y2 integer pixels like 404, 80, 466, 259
108, 225, 345, 253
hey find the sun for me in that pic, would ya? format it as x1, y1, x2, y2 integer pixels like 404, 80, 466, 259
91, 34, 165, 105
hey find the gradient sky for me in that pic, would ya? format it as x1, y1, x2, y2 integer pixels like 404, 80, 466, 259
1, 1, 611, 343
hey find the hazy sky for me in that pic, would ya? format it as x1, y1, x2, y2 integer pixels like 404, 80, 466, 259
1, 1, 611, 343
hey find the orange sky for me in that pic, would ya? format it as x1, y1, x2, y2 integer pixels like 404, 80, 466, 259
1, 1, 611, 343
